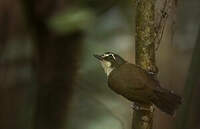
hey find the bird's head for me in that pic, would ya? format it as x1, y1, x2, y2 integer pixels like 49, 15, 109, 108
93, 52, 126, 76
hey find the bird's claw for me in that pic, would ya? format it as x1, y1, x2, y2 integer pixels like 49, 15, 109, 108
131, 103, 140, 110
131, 103, 154, 113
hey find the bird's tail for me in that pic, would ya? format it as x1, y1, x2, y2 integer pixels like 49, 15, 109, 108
152, 88, 182, 116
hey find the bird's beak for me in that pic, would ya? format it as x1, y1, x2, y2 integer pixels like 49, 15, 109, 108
93, 54, 103, 61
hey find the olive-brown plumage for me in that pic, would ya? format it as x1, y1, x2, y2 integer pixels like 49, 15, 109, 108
108, 63, 157, 103
94, 52, 182, 116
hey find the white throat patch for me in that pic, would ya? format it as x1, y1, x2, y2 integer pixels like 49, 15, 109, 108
101, 60, 114, 76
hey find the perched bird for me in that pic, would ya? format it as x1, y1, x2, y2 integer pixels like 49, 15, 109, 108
94, 52, 182, 116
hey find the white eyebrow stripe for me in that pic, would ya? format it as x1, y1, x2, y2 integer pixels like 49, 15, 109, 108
103, 53, 116, 60
111, 54, 116, 60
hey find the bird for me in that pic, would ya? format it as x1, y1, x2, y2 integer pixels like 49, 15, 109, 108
94, 52, 182, 116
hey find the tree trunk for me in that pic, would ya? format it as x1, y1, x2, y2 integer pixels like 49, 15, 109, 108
133, 0, 157, 129
132, 0, 177, 128
22, 0, 83, 129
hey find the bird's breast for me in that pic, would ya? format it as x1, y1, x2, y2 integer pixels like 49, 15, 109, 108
107, 68, 131, 95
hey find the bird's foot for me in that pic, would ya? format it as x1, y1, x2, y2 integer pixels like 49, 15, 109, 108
131, 103, 154, 113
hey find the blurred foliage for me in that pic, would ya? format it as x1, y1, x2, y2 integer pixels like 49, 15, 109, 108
48, 8, 95, 34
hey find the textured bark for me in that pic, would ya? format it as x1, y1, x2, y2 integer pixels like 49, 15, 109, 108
133, 0, 178, 128
133, 0, 157, 129
135, 0, 157, 72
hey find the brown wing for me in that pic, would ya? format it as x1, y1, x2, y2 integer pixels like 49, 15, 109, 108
108, 63, 160, 102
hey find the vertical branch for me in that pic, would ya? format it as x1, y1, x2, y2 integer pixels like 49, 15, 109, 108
133, 0, 179, 128
135, 0, 157, 73
132, 0, 157, 129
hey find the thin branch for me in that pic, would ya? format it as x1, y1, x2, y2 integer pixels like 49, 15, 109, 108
154, 0, 176, 50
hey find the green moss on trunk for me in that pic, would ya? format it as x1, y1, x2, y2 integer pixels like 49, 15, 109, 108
135, 0, 157, 73
132, 0, 157, 129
